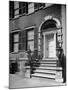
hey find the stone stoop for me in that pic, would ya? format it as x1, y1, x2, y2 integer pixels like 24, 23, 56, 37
31, 58, 63, 82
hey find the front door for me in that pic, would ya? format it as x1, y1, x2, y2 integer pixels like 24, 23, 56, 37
43, 32, 56, 58
47, 34, 56, 57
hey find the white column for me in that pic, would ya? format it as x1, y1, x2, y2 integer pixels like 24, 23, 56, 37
54, 32, 56, 58
43, 33, 46, 59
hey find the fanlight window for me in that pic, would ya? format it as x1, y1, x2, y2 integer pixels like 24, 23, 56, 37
41, 20, 57, 31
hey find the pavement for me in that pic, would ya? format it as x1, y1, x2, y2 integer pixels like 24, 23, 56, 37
9, 74, 66, 89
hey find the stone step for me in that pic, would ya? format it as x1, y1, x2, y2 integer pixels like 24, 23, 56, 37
40, 62, 57, 64
42, 58, 58, 61
34, 69, 57, 74
40, 60, 57, 62
40, 64, 56, 67
32, 73, 55, 79
37, 66, 62, 70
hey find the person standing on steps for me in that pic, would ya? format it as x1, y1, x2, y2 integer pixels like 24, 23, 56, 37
27, 48, 33, 78
57, 47, 66, 83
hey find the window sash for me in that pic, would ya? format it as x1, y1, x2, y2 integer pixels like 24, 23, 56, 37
10, 32, 19, 53
19, 2, 28, 15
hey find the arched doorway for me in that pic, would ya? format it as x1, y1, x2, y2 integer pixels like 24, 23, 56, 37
40, 19, 61, 59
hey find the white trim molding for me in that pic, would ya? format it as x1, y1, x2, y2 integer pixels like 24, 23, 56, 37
24, 25, 36, 30
44, 16, 61, 28
42, 30, 57, 59
44, 15, 52, 21
39, 15, 61, 33
10, 29, 21, 33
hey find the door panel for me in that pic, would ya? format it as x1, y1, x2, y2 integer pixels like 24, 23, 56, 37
46, 33, 56, 58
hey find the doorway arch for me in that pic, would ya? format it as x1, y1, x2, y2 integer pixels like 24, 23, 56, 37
39, 17, 61, 59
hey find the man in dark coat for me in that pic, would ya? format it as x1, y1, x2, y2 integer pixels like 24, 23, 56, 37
57, 48, 66, 83
27, 49, 34, 78
60, 49, 66, 83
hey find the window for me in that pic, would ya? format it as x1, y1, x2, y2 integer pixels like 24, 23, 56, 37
27, 29, 34, 51
10, 32, 19, 53
13, 33, 19, 52
9, 1, 28, 19
9, 1, 46, 19
10, 30, 27, 53
19, 2, 28, 15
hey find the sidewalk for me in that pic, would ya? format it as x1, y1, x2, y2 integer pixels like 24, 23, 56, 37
9, 74, 66, 89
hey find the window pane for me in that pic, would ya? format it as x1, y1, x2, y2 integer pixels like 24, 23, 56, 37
34, 3, 39, 9
15, 9, 19, 15
14, 1, 19, 9
19, 2, 23, 8
14, 34, 19, 42
14, 43, 19, 52
28, 41, 34, 51
19, 7, 26, 14
28, 30, 34, 40
28, 7, 34, 14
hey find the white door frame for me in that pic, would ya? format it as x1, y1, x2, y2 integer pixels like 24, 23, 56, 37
42, 30, 57, 59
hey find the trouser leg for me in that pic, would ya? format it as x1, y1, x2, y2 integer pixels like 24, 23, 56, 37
62, 68, 66, 83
